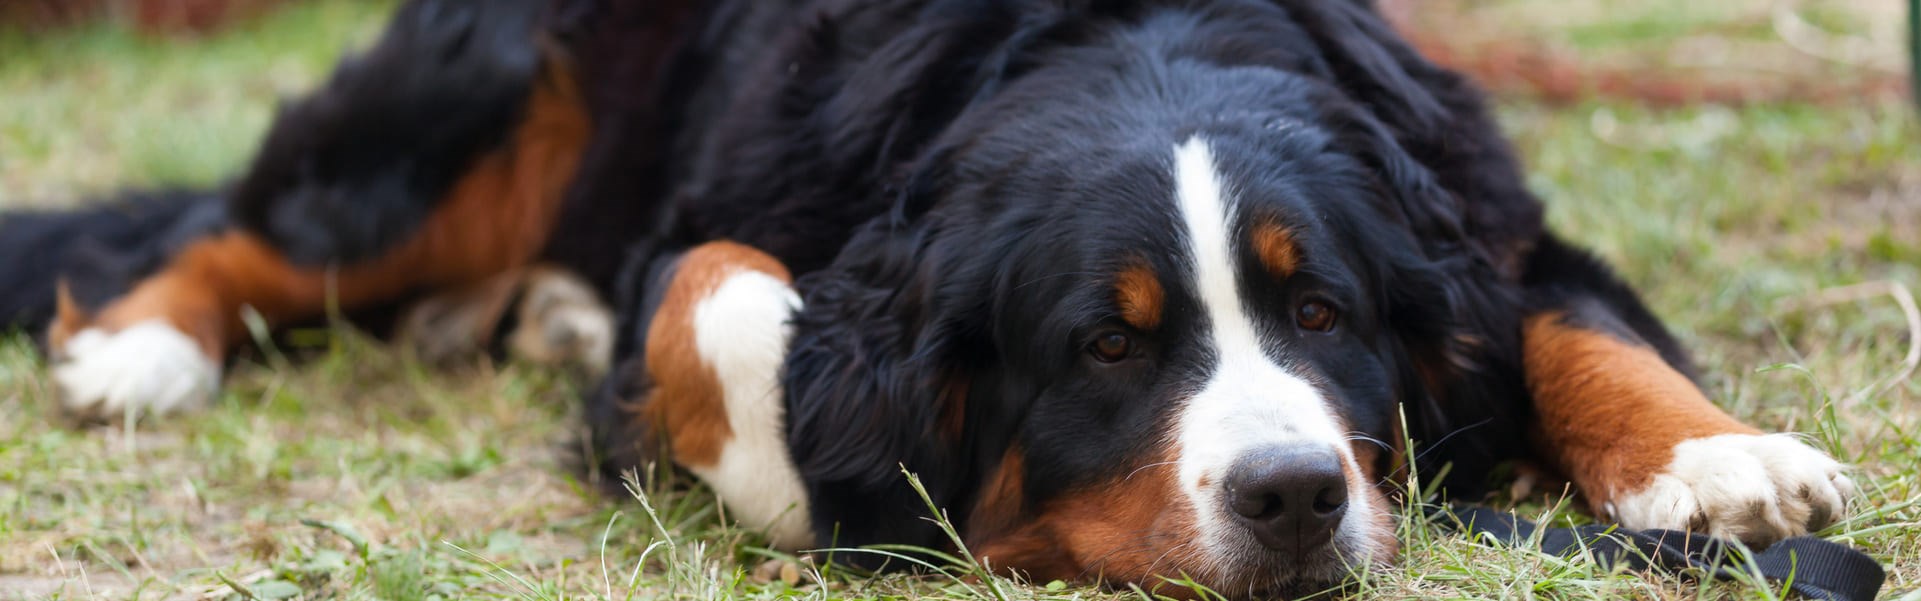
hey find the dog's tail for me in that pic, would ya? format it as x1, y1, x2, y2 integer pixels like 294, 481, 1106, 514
0, 190, 225, 344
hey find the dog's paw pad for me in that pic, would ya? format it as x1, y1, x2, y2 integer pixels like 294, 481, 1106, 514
1609, 433, 1854, 546
52, 320, 220, 420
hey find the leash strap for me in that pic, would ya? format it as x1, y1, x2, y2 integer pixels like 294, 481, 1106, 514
1438, 506, 1885, 601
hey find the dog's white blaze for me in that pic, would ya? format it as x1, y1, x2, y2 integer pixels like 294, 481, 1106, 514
690, 270, 814, 550
1168, 137, 1379, 563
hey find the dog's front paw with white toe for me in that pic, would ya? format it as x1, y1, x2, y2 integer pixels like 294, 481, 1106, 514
1608, 433, 1855, 547
52, 320, 221, 421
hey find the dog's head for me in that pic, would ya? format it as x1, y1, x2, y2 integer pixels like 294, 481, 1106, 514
779, 1, 1495, 596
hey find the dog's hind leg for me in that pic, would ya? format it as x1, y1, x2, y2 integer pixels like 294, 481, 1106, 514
45, 0, 589, 420
586, 241, 814, 550
1520, 235, 1854, 547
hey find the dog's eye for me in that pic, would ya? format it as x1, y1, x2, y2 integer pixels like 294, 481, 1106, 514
1089, 331, 1133, 362
1296, 301, 1337, 332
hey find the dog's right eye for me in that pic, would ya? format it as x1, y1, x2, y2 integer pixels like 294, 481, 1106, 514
1089, 331, 1133, 363
1296, 300, 1338, 333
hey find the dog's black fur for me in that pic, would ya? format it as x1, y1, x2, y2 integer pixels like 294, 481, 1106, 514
0, 0, 1696, 591
556, 3, 1697, 587
0, 191, 224, 345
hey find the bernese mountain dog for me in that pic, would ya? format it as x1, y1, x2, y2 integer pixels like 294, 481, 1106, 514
0, 0, 1855, 596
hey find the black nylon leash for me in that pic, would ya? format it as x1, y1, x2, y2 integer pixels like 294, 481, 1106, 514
1436, 506, 1886, 601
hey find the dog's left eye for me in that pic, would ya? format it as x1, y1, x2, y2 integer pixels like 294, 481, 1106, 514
1089, 331, 1133, 363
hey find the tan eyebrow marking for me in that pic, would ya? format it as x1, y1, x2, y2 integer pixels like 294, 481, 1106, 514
1115, 260, 1164, 331
1249, 217, 1300, 278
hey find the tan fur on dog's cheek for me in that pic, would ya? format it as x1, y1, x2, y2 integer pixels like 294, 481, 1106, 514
966, 447, 1112, 585
966, 445, 1027, 546
970, 449, 1200, 595
1363, 487, 1399, 562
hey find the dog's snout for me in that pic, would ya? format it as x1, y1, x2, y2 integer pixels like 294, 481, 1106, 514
1223, 444, 1348, 553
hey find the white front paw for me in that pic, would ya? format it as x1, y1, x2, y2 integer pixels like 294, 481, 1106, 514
1609, 433, 1855, 546
53, 320, 220, 420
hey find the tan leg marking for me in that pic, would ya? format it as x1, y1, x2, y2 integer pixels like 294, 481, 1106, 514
1525, 312, 1852, 545
1524, 312, 1756, 506
633, 240, 812, 548
638, 241, 793, 468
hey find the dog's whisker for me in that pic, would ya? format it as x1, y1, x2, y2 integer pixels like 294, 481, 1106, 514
1125, 460, 1179, 481
1142, 539, 1200, 583
1411, 417, 1494, 465
1344, 432, 1392, 452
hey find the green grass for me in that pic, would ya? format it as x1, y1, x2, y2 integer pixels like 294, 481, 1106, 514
0, 0, 391, 208
2, 2, 1918, 599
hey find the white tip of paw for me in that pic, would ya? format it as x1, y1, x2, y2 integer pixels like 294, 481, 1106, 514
1611, 433, 1854, 547
52, 320, 220, 420
691, 269, 813, 550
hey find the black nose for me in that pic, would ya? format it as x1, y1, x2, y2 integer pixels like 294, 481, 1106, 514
1223, 444, 1349, 553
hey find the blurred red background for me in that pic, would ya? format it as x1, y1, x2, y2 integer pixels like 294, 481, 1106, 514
0, 0, 280, 35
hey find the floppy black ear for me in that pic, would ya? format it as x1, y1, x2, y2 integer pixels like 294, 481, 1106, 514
1279, 0, 1543, 273
1339, 125, 1491, 372
0, 191, 221, 340
781, 198, 988, 561
1319, 95, 1536, 495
